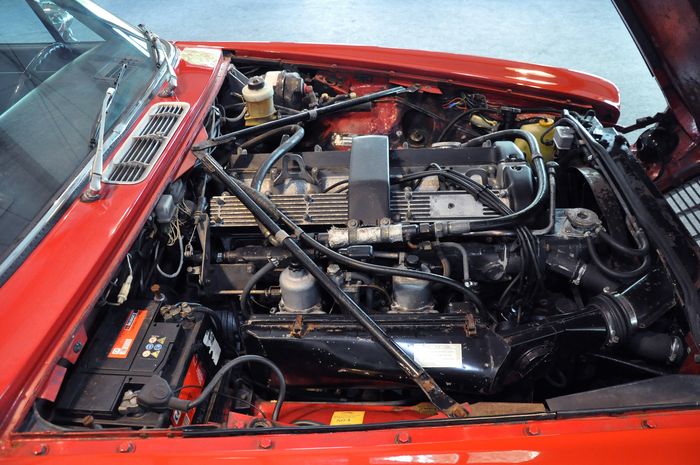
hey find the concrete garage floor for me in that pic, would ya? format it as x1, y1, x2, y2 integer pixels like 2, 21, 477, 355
97, 0, 666, 132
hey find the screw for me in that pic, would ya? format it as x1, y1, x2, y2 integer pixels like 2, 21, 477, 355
524, 425, 540, 436
395, 432, 411, 444
32, 444, 48, 456
72, 341, 83, 353
118, 442, 135, 453
258, 438, 273, 449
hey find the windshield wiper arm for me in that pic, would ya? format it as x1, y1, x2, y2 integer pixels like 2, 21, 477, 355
137, 24, 177, 96
82, 63, 126, 202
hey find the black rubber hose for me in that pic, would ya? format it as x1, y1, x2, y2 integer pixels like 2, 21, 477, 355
222, 106, 247, 124
240, 260, 278, 316
598, 230, 649, 257
437, 107, 493, 142
560, 111, 700, 341
238, 124, 299, 151
586, 236, 650, 280
194, 150, 468, 418
459, 129, 549, 232
299, 233, 485, 314
192, 86, 408, 152
186, 355, 286, 421
189, 306, 222, 335
225, 172, 485, 312
219, 172, 484, 310
251, 125, 305, 191
345, 271, 374, 308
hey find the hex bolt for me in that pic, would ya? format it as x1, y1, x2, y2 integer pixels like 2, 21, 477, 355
118, 442, 135, 453
258, 438, 274, 449
395, 432, 411, 444
524, 425, 540, 436
72, 341, 83, 353
32, 444, 48, 456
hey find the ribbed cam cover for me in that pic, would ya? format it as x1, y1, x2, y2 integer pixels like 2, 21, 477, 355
105, 102, 189, 184
209, 190, 503, 227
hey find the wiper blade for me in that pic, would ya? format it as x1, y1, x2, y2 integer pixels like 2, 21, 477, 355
82, 63, 126, 202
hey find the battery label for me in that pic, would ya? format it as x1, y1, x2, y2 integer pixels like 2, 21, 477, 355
108, 310, 147, 359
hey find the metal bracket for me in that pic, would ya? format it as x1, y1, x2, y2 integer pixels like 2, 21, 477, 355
272, 153, 317, 187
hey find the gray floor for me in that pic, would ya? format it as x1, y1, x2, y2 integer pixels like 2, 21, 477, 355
97, 0, 667, 132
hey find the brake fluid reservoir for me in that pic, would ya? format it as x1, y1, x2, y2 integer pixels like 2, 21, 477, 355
515, 118, 555, 162
242, 76, 276, 126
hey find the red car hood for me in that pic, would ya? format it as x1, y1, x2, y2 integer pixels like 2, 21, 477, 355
614, 0, 700, 132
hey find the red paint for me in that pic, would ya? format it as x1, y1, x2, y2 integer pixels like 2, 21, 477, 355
183, 41, 621, 123
0, 46, 229, 436
255, 401, 440, 425
0, 39, 698, 464
4, 409, 700, 463
171, 357, 205, 427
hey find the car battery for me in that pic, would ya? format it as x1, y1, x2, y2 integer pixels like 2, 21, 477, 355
54, 300, 221, 428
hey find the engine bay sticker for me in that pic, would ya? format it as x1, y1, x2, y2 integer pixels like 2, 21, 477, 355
330, 411, 365, 425
180, 48, 220, 68
108, 310, 147, 359
409, 343, 463, 368
142, 335, 167, 358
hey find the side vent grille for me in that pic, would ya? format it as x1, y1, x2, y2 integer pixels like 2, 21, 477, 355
666, 177, 700, 247
105, 102, 189, 184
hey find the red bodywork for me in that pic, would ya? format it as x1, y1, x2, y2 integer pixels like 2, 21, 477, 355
614, 0, 700, 190
0, 42, 697, 463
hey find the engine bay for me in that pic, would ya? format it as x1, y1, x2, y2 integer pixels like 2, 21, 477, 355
29, 55, 700, 431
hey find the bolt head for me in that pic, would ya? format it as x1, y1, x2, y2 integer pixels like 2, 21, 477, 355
642, 419, 656, 429
525, 425, 540, 436
258, 438, 273, 449
118, 442, 135, 453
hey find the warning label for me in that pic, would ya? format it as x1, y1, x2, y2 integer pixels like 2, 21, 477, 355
330, 411, 365, 425
108, 310, 147, 359
410, 343, 463, 368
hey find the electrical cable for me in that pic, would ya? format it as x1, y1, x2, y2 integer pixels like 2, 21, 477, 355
194, 150, 469, 418
155, 233, 184, 279
182, 355, 286, 421
240, 260, 278, 316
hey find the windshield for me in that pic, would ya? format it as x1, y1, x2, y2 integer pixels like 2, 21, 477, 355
0, 0, 159, 278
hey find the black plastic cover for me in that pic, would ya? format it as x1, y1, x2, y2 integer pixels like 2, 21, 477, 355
546, 374, 700, 411
348, 135, 390, 225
